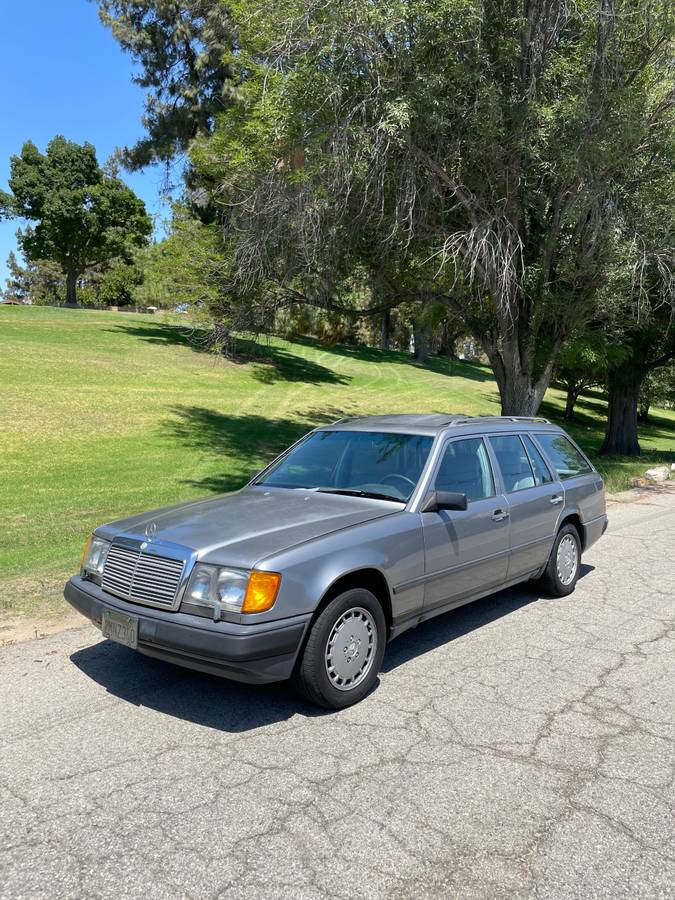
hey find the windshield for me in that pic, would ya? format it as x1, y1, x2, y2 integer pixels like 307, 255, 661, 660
254, 430, 434, 502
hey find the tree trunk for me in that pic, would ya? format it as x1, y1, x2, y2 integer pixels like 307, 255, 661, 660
65, 260, 78, 306
488, 345, 555, 416
564, 386, 579, 421
637, 400, 651, 424
600, 369, 644, 456
380, 310, 390, 351
412, 320, 430, 364
498, 378, 542, 416
438, 324, 461, 359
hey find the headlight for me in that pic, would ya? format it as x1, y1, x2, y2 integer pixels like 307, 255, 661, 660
182, 565, 281, 620
81, 536, 111, 584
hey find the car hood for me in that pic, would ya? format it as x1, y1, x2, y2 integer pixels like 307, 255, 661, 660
96, 487, 402, 569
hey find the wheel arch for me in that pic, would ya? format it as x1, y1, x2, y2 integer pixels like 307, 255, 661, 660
289, 566, 393, 678
558, 512, 585, 550
311, 567, 393, 631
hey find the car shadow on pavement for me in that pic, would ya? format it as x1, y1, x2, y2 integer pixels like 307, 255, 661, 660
383, 563, 595, 673
70, 565, 594, 732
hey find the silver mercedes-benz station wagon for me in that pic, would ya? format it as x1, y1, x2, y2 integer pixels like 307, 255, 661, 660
65, 415, 607, 708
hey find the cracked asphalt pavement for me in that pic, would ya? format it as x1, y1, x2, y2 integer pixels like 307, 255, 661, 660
1, 488, 674, 899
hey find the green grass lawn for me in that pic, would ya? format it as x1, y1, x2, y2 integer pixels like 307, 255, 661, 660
1, 305, 674, 624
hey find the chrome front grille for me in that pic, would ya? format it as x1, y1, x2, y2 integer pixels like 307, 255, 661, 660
102, 542, 186, 609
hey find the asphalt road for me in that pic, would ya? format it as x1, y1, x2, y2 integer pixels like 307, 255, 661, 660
1, 488, 674, 900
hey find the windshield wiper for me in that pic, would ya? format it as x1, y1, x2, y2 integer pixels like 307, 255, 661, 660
315, 487, 405, 503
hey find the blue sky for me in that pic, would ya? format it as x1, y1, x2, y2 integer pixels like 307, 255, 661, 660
0, 0, 171, 286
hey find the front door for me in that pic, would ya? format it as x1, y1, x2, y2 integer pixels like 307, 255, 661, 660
421, 436, 510, 610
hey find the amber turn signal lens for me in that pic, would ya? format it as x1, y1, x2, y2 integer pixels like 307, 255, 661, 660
242, 571, 281, 613
80, 535, 92, 568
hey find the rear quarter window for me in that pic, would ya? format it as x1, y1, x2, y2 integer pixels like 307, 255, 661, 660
536, 433, 592, 479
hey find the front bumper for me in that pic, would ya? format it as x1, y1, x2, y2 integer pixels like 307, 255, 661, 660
64, 577, 311, 684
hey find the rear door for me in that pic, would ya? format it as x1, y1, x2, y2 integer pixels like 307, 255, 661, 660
534, 431, 605, 525
486, 433, 562, 579
421, 436, 509, 610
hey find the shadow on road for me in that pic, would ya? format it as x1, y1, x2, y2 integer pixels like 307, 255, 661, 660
70, 564, 594, 732
383, 563, 594, 673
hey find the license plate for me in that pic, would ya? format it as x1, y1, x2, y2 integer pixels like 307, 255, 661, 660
101, 608, 138, 649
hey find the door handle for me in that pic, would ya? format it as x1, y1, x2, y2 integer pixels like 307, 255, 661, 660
550, 495, 563, 505
491, 509, 509, 522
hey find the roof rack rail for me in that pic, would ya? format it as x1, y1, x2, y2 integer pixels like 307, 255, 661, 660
501, 416, 550, 424
448, 415, 551, 427
445, 415, 470, 425
495, 416, 551, 425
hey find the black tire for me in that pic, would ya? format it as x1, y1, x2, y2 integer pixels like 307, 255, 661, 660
538, 523, 581, 597
292, 588, 387, 709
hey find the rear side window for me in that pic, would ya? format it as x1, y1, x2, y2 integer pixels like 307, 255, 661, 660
536, 433, 592, 479
435, 438, 495, 502
488, 435, 535, 492
522, 434, 554, 485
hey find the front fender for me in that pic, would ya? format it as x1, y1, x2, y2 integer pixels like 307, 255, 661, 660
252, 511, 426, 624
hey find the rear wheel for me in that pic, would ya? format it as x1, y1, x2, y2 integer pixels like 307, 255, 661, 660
292, 588, 386, 709
539, 523, 581, 597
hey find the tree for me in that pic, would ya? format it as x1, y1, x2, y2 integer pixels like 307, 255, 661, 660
0, 137, 152, 305
96, 258, 144, 306
1, 251, 64, 305
193, 0, 675, 414
554, 332, 616, 421
600, 309, 675, 455
596, 255, 675, 455
597, 151, 675, 455
639, 367, 675, 422
2, 251, 32, 304
96, 0, 235, 170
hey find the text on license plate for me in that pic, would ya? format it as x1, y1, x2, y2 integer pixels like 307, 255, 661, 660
101, 608, 138, 649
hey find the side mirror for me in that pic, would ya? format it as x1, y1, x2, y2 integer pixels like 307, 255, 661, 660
421, 490, 468, 513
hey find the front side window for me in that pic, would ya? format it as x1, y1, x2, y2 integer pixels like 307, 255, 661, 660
489, 435, 535, 492
536, 433, 592, 479
434, 438, 494, 502
255, 430, 433, 501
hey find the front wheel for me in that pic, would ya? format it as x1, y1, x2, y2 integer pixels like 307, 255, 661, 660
292, 588, 386, 709
538, 523, 581, 597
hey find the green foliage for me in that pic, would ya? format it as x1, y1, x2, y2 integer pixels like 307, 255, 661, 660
136, 206, 223, 308
1, 136, 152, 304
100, 0, 675, 414
1, 252, 64, 305
133, 205, 266, 349
556, 332, 621, 390
96, 258, 144, 306
189, 0, 675, 411
640, 367, 675, 420
96, 0, 235, 169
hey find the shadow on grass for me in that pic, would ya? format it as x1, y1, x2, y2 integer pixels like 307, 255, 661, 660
543, 391, 675, 438
106, 321, 196, 348
107, 323, 350, 386
540, 398, 675, 454
539, 398, 607, 431
290, 336, 495, 382
111, 320, 492, 386
69, 572, 587, 732
246, 348, 350, 386
164, 405, 349, 493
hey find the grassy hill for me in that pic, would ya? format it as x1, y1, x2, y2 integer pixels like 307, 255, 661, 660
1, 305, 674, 626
